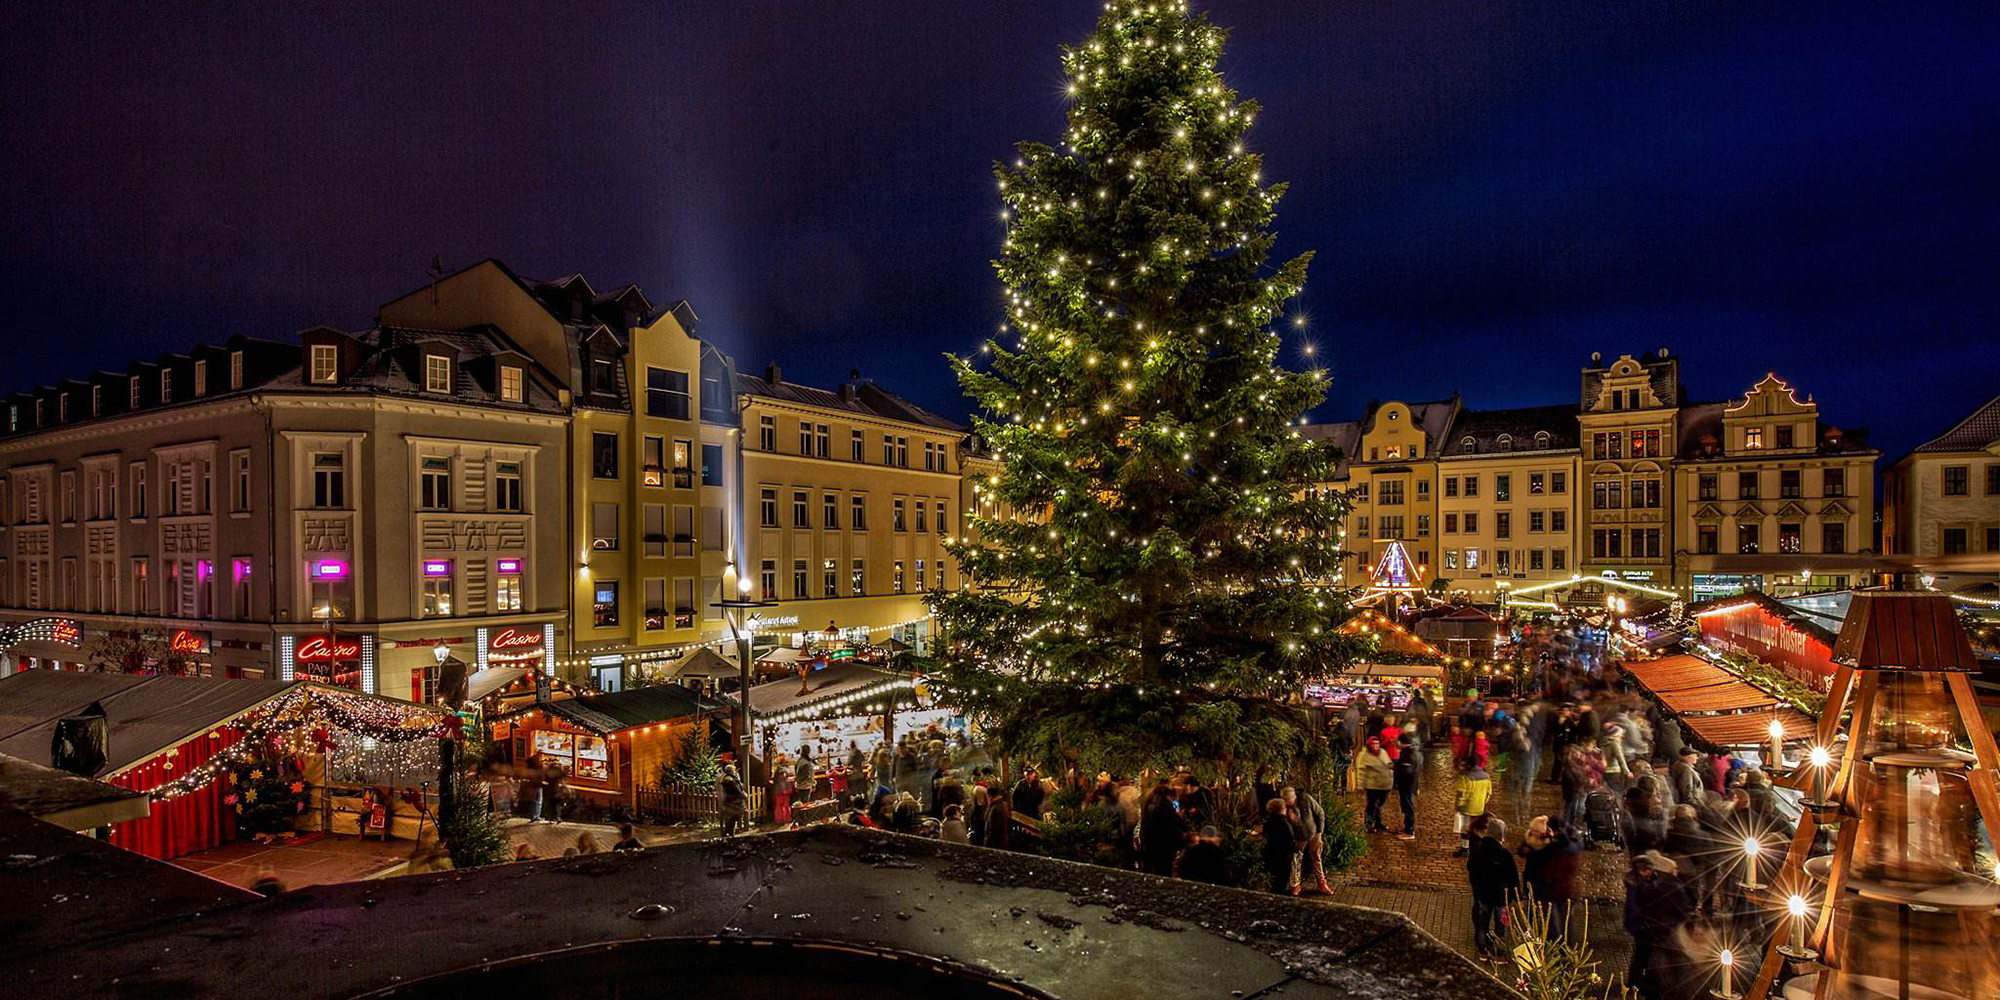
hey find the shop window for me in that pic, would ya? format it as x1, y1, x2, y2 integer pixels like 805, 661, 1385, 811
420, 457, 452, 510
496, 569, 523, 612
495, 461, 524, 512
1444, 550, 1458, 571
591, 502, 620, 549
313, 453, 345, 508
410, 665, 437, 705
593, 581, 620, 627
592, 432, 619, 479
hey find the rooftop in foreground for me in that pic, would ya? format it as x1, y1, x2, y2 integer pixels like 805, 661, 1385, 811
1, 810, 1512, 1000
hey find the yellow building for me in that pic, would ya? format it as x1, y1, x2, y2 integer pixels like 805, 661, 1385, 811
1304, 398, 1460, 585
1578, 352, 1678, 589
1880, 394, 1999, 591
379, 260, 734, 689
1675, 374, 1881, 599
736, 365, 964, 653
1435, 405, 1581, 601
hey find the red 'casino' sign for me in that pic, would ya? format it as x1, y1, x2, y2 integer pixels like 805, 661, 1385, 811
489, 627, 544, 655
1697, 601, 1837, 693
297, 635, 362, 662
169, 629, 211, 655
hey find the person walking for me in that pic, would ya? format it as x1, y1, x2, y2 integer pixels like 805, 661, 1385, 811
847, 741, 867, 783
794, 749, 817, 805
1393, 731, 1423, 839
772, 757, 794, 826
1465, 815, 1519, 962
1259, 797, 1301, 893
1521, 818, 1583, 939
1624, 850, 1695, 1000
940, 804, 970, 844
1358, 736, 1394, 833
1669, 746, 1706, 808
1284, 786, 1333, 895
967, 784, 990, 848
1453, 762, 1493, 856
1180, 825, 1230, 884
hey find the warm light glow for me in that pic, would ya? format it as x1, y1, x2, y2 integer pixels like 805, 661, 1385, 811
1719, 949, 1734, 968
1809, 745, 1831, 768
1787, 894, 1807, 917
1768, 719, 1785, 740
1742, 836, 1762, 858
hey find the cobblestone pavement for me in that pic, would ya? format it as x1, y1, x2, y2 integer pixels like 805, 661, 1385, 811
1324, 743, 1634, 976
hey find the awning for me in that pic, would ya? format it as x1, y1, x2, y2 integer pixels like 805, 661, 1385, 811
1654, 684, 1779, 714
1328, 661, 1447, 681
755, 647, 807, 667
1681, 708, 1816, 749
496, 684, 728, 736
726, 660, 914, 723
466, 667, 530, 704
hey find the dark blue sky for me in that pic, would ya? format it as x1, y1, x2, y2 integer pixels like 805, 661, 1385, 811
2, 1, 1994, 459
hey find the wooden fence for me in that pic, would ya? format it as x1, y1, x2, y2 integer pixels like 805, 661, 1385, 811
635, 783, 767, 824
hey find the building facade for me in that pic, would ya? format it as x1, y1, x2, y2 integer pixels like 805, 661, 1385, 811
736, 366, 964, 653
1675, 374, 1880, 599
1577, 351, 1679, 589
1435, 405, 1581, 601
1306, 398, 1459, 586
1882, 395, 2000, 591
0, 326, 571, 702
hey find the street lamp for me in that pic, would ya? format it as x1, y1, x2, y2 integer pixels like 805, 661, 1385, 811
714, 564, 776, 774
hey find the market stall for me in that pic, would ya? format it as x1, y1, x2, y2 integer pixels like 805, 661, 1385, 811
0, 670, 455, 859
490, 684, 728, 809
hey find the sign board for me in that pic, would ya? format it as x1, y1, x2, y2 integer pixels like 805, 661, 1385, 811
168, 628, 212, 656
297, 634, 362, 662
489, 626, 545, 657
1697, 601, 1837, 693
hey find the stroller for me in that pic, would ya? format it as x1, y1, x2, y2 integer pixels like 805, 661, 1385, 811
1583, 789, 1623, 847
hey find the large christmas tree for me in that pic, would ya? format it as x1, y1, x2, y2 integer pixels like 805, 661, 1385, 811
930, 0, 1359, 779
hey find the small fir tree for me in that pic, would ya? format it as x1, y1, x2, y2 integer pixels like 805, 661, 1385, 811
929, 0, 1360, 778
657, 724, 723, 789
438, 732, 510, 868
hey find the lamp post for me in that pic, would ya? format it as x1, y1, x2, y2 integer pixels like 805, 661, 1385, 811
714, 564, 776, 774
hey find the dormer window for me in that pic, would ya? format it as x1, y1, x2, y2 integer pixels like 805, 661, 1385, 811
59, 395, 68, 423
310, 344, 339, 384
1497, 434, 1512, 451
424, 354, 452, 393
1534, 431, 1550, 449
35, 399, 45, 426
1745, 427, 1765, 450
499, 365, 524, 403
193, 360, 208, 396
230, 350, 244, 389
590, 357, 616, 394
1461, 436, 1475, 452
160, 371, 173, 404
91, 385, 102, 416
129, 376, 141, 409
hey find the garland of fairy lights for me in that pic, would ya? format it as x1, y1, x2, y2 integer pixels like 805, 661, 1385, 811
145, 686, 454, 802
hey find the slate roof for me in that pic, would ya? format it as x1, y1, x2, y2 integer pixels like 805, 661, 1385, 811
1676, 401, 1876, 462
1581, 350, 1679, 409
1438, 403, 1579, 457
725, 660, 908, 718
274, 325, 567, 413
0, 671, 293, 777
1909, 394, 2000, 454
737, 372, 965, 432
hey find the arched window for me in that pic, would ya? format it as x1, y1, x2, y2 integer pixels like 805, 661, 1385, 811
1535, 431, 1551, 449
1497, 434, 1513, 451
1461, 436, 1475, 452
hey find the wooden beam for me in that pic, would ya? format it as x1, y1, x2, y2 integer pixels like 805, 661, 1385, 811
1779, 664, 1853, 792
1946, 671, 2000, 842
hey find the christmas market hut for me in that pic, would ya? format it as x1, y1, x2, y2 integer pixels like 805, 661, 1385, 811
489, 683, 730, 809
729, 659, 946, 775
0, 670, 455, 859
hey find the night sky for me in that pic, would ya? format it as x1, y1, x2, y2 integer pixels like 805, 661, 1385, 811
3, 1, 1994, 460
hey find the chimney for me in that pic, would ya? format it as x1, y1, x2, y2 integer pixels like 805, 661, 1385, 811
765, 363, 782, 385
840, 382, 859, 403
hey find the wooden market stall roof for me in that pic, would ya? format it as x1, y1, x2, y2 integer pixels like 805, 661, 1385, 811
1338, 610, 1444, 658
1624, 654, 1741, 694
466, 666, 531, 704
1680, 708, 1817, 749
1330, 661, 1448, 681
1654, 682, 1779, 715
727, 660, 912, 721
500, 684, 728, 736
1832, 591, 1981, 671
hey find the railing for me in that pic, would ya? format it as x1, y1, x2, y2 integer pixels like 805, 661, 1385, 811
635, 783, 767, 824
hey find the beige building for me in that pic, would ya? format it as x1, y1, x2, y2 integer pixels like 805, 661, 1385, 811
1882, 395, 2000, 591
1435, 405, 1581, 600
736, 365, 964, 653
1303, 398, 1459, 586
1675, 374, 1880, 599
1578, 351, 1679, 589
0, 326, 571, 703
